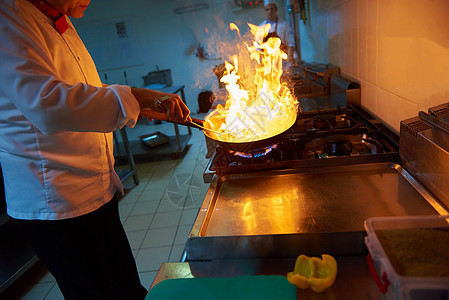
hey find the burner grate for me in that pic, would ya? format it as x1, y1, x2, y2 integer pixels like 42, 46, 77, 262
207, 106, 400, 175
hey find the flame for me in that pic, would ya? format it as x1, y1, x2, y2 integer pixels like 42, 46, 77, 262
233, 143, 278, 158
204, 23, 298, 143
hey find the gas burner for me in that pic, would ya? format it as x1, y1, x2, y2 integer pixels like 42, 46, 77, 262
324, 134, 353, 156
204, 106, 400, 182
232, 144, 279, 158
296, 113, 360, 135
312, 114, 337, 130
209, 144, 282, 171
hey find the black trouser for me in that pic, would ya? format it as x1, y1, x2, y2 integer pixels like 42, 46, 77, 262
15, 196, 147, 300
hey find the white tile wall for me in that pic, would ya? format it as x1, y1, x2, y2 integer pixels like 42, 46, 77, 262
300, 0, 449, 132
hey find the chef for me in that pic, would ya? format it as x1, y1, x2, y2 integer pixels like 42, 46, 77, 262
0, 0, 189, 299
257, 0, 297, 65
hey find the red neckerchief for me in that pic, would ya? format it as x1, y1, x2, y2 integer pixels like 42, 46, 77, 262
28, 0, 68, 34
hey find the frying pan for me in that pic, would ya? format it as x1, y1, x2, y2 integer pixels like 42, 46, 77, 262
139, 109, 295, 153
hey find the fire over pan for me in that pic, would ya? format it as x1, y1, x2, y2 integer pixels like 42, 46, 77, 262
139, 109, 295, 153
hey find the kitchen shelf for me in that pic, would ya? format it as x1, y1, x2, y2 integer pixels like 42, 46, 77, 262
113, 128, 139, 186
114, 85, 192, 162
114, 134, 191, 161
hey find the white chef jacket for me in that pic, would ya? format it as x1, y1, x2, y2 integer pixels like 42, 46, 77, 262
256, 19, 295, 49
0, 0, 141, 220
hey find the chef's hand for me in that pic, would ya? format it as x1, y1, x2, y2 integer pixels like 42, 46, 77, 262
131, 88, 190, 122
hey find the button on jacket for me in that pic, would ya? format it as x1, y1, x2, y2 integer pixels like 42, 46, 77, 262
0, 0, 141, 220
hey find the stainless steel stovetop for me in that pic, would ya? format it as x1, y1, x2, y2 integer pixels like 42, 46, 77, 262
189, 102, 449, 263
203, 105, 399, 183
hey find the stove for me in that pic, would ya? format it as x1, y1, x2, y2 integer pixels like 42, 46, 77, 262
203, 105, 399, 183
188, 103, 449, 264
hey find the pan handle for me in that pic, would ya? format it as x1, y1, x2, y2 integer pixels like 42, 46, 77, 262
139, 109, 205, 130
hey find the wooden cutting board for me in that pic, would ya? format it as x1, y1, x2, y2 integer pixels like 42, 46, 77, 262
145, 275, 297, 300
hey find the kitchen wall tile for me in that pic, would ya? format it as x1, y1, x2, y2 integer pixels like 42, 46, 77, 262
119, 189, 143, 205
328, 11, 339, 66
139, 271, 158, 291
377, 0, 422, 103
125, 230, 146, 250
135, 246, 171, 272
191, 187, 208, 207
146, 176, 171, 191
349, 0, 358, 77
138, 188, 165, 202
187, 186, 207, 208
169, 245, 186, 262
174, 225, 194, 246
124, 214, 154, 232
388, 94, 419, 132
375, 87, 391, 127
162, 171, 206, 210
135, 163, 159, 180
156, 160, 180, 172
360, 80, 367, 107
136, 160, 160, 171
157, 195, 183, 213
150, 211, 182, 229
184, 145, 200, 157
141, 227, 177, 248
118, 203, 135, 218
128, 179, 149, 193
44, 283, 63, 300
422, 90, 449, 113
193, 164, 209, 181
10, 282, 55, 300
418, 40, 449, 109
314, 0, 327, 11
357, 0, 367, 81
173, 159, 196, 173
366, 0, 378, 85
193, 161, 209, 175
15, 261, 55, 285
328, 7, 338, 37
300, 0, 449, 131
316, 14, 331, 61
130, 201, 159, 216
365, 82, 378, 115
378, 0, 449, 106
180, 208, 200, 226
340, 2, 350, 74
37, 273, 55, 285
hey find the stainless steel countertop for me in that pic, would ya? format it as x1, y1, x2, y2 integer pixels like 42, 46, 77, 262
187, 159, 446, 261
151, 153, 448, 298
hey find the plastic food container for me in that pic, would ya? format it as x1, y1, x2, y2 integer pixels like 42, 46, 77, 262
364, 215, 449, 300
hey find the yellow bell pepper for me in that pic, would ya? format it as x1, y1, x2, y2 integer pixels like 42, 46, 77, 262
286, 254, 337, 293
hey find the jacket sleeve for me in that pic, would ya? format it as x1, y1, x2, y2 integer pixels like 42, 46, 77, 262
0, 9, 140, 135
